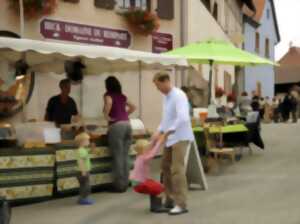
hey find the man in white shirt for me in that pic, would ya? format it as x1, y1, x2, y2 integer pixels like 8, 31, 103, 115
152, 72, 194, 215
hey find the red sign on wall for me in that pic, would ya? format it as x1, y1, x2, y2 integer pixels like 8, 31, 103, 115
40, 19, 131, 48
152, 32, 173, 53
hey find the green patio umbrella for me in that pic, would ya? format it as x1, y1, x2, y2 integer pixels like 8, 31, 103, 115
164, 40, 277, 104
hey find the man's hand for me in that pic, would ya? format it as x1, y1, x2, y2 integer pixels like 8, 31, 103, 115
151, 131, 162, 142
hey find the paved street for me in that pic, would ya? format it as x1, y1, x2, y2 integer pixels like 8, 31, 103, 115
11, 123, 300, 224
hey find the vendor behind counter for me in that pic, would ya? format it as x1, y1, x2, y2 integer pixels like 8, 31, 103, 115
44, 79, 79, 127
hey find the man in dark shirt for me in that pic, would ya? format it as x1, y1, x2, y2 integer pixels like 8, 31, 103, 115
45, 79, 78, 126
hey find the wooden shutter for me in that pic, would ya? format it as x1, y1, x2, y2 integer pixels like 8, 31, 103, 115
157, 0, 174, 20
94, 0, 116, 9
255, 32, 260, 54
146, 0, 151, 11
212, 3, 218, 21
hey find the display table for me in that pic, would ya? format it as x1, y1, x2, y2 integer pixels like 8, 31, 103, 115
0, 142, 138, 202
0, 147, 55, 203
55, 144, 136, 194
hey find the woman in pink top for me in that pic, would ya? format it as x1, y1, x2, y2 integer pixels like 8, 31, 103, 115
103, 76, 136, 192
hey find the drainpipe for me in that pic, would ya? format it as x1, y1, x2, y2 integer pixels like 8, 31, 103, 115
19, 0, 24, 37
180, 0, 188, 86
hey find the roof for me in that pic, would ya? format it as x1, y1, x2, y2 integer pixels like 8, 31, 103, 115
0, 37, 187, 74
275, 46, 300, 84
278, 47, 300, 65
269, 0, 281, 42
243, 0, 281, 42
275, 65, 300, 84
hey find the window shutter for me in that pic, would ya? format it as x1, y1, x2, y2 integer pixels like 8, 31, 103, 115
146, 0, 151, 11
157, 0, 174, 20
94, 0, 116, 10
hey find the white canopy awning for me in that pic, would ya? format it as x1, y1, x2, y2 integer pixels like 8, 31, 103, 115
0, 37, 187, 74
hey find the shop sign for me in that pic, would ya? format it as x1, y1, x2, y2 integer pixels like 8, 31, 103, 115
40, 18, 131, 48
152, 32, 173, 53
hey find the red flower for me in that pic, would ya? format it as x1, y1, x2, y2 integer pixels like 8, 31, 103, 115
8, 0, 57, 20
122, 8, 160, 36
215, 86, 225, 98
227, 92, 236, 102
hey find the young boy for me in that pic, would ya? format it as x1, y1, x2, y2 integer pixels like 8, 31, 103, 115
75, 130, 94, 205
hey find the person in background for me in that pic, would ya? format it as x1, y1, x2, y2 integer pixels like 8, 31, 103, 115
239, 91, 252, 117
264, 96, 272, 123
251, 90, 258, 101
103, 76, 136, 192
259, 97, 265, 120
45, 79, 79, 127
271, 97, 279, 123
290, 90, 298, 123
277, 97, 284, 122
282, 93, 291, 122
152, 72, 194, 215
181, 86, 193, 117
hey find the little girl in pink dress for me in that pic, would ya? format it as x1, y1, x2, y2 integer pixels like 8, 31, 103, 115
130, 137, 168, 213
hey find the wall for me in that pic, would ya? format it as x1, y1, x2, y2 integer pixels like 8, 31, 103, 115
244, 0, 278, 97
0, 0, 181, 131
186, 0, 235, 99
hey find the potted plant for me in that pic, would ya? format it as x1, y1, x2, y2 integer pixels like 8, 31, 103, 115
8, 0, 57, 19
227, 92, 236, 103
121, 8, 160, 36
215, 86, 225, 98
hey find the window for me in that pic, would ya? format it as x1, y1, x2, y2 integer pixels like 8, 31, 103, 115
265, 38, 270, 58
255, 32, 260, 54
202, 0, 211, 11
116, 0, 149, 10
212, 3, 218, 21
94, 0, 115, 9
266, 9, 270, 19
157, 0, 174, 20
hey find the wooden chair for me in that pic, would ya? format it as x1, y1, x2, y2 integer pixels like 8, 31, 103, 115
203, 123, 235, 163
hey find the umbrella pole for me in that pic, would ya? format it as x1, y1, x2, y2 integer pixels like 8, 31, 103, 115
19, 0, 24, 37
138, 61, 142, 119
208, 60, 213, 105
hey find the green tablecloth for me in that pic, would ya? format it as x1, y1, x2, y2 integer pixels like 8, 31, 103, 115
209, 124, 248, 133
193, 124, 248, 134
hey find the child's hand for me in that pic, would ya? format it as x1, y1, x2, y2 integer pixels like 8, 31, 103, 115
90, 143, 97, 154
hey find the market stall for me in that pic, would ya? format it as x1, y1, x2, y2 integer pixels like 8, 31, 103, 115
0, 37, 188, 202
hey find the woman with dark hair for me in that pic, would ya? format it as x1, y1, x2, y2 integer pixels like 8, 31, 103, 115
103, 76, 136, 192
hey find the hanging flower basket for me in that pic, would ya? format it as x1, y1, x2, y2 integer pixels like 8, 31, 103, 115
215, 86, 225, 98
121, 8, 160, 36
8, 0, 57, 20
227, 92, 236, 103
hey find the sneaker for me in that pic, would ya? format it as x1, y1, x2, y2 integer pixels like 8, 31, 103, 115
168, 205, 188, 215
78, 198, 94, 205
